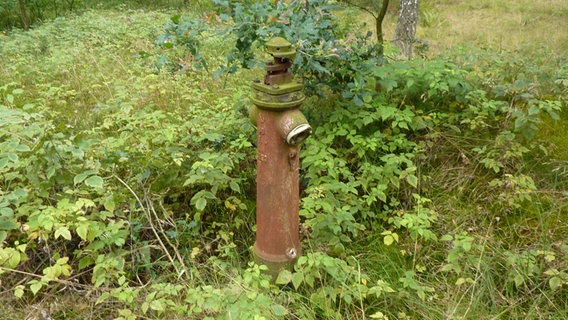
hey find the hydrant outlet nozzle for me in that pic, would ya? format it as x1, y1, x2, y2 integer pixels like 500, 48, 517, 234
287, 124, 312, 145
249, 106, 312, 146
277, 108, 311, 146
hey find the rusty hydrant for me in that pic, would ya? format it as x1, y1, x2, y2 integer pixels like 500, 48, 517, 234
249, 37, 311, 277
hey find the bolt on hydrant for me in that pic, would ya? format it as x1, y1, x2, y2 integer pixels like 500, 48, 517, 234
249, 37, 311, 278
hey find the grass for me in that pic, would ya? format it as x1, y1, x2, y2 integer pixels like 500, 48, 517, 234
407, 4, 568, 318
419, 0, 568, 54
356, 0, 568, 55
1, 1, 567, 319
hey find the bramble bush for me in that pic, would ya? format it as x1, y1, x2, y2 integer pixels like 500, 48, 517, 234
1, 1, 567, 319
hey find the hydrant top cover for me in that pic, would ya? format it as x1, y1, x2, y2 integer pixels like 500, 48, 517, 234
265, 37, 296, 59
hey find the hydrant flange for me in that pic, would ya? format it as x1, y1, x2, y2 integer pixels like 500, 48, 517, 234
252, 81, 305, 110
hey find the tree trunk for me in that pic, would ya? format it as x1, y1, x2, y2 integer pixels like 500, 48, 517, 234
341, 0, 390, 54
394, 0, 418, 59
18, 0, 29, 31
375, 0, 390, 47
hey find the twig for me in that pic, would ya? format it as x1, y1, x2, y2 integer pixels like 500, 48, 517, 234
0, 266, 92, 289
113, 174, 185, 281
146, 196, 192, 281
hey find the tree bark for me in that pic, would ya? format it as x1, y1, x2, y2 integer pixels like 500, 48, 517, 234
376, 0, 390, 46
18, 0, 29, 31
394, 0, 418, 59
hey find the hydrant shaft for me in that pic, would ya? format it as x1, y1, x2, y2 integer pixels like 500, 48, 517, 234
254, 110, 301, 270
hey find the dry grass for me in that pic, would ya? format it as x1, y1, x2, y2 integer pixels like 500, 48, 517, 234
425, 0, 567, 53
358, 0, 568, 55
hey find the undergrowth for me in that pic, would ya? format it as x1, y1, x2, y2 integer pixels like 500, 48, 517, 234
1, 1, 567, 319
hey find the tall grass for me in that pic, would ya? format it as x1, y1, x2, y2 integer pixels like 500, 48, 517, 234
0, 1, 566, 319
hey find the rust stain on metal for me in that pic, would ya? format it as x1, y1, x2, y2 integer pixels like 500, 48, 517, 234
264, 59, 293, 85
288, 148, 298, 171
254, 109, 301, 265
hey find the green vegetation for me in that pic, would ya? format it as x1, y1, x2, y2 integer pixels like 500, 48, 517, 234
1, 0, 567, 319
0, 0, 198, 30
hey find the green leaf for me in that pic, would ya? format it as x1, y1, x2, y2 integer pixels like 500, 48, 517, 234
406, 174, 418, 188
548, 110, 560, 121
29, 281, 43, 295
549, 277, 562, 291
6, 153, 18, 162
543, 268, 559, 276
141, 302, 149, 314
74, 172, 91, 185
55, 226, 72, 240
384, 234, 394, 246
0, 108, 25, 126
96, 292, 111, 305
195, 198, 207, 211
369, 311, 387, 319
292, 272, 304, 289
84, 175, 104, 188
380, 78, 398, 92
14, 285, 25, 298
275, 269, 292, 285
514, 274, 525, 287
353, 95, 363, 107
6, 94, 14, 104
0, 218, 18, 230
376, 189, 387, 202
305, 274, 315, 288
0, 158, 8, 169
104, 197, 116, 212
271, 304, 288, 316
78, 256, 94, 270
8, 249, 21, 267
150, 299, 164, 312
118, 275, 126, 286
229, 181, 241, 193
94, 274, 106, 287
15, 144, 30, 152
76, 223, 89, 241
170, 14, 181, 24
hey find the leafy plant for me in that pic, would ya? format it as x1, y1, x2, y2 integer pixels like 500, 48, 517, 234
1, 2, 567, 319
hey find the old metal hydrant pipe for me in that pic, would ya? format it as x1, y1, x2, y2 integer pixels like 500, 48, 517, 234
250, 37, 311, 277
250, 106, 311, 145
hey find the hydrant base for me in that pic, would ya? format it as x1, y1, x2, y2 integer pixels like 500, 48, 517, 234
253, 244, 299, 279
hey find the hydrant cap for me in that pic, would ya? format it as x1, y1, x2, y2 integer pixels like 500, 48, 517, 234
266, 37, 296, 59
